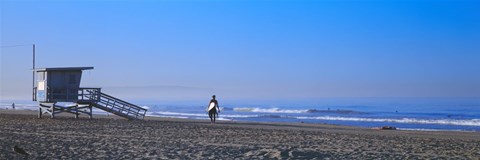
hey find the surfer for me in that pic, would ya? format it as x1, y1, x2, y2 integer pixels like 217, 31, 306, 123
207, 95, 220, 124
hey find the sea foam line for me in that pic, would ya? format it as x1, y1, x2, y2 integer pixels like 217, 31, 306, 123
296, 116, 480, 126
153, 111, 257, 118
396, 128, 474, 132
234, 107, 309, 113
155, 111, 206, 117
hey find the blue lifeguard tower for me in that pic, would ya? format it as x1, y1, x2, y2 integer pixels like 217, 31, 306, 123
33, 67, 147, 120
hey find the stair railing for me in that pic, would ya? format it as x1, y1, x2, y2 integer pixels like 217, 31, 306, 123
83, 89, 147, 120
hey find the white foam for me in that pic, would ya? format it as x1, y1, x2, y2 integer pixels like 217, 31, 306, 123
194, 117, 232, 121
217, 117, 233, 121
222, 114, 257, 118
154, 111, 256, 118
0, 103, 38, 110
234, 107, 309, 113
156, 111, 206, 117
396, 128, 473, 132
296, 116, 480, 126
148, 115, 189, 119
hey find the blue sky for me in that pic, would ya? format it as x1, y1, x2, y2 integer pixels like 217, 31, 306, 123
1, 0, 479, 103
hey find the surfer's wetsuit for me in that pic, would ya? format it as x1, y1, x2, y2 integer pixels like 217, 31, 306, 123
208, 99, 219, 123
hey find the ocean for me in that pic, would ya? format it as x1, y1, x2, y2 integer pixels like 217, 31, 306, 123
2, 98, 480, 132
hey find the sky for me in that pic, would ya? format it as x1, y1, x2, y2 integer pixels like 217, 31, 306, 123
1, 0, 479, 103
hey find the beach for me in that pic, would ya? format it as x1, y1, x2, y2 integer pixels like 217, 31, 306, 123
1, 110, 479, 159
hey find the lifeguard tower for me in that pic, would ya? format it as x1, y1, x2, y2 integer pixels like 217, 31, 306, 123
33, 67, 147, 120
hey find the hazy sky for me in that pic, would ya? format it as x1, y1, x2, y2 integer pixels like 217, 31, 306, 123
1, 0, 479, 102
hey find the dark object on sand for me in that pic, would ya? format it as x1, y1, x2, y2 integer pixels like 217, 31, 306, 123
381, 126, 397, 130
13, 146, 29, 155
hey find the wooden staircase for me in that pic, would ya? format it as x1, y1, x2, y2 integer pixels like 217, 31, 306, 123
37, 88, 147, 120
83, 89, 147, 120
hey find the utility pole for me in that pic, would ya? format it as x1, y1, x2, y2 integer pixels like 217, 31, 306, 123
32, 44, 36, 101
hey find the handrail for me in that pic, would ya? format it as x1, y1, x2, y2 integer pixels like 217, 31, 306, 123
98, 93, 144, 111
84, 89, 146, 119
98, 93, 146, 118
79, 88, 101, 101
41, 87, 101, 103
98, 92, 145, 111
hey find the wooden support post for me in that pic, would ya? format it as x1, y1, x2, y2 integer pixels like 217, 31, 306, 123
38, 107, 42, 118
75, 104, 79, 119
89, 105, 93, 119
51, 103, 55, 119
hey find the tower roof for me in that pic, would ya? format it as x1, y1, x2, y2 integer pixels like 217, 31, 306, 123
35, 67, 94, 72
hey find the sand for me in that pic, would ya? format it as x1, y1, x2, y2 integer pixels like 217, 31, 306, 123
1, 110, 479, 159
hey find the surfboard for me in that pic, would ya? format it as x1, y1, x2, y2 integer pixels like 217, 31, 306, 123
207, 102, 216, 112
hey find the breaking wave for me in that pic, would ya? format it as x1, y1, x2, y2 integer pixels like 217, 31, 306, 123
296, 116, 480, 126
232, 107, 364, 114
148, 115, 189, 119
155, 111, 206, 117
395, 128, 472, 132
234, 107, 310, 113
152, 111, 257, 118
194, 117, 233, 121
0, 103, 37, 110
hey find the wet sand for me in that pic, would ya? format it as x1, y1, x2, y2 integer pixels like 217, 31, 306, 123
1, 110, 479, 159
